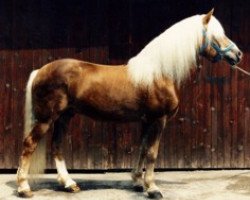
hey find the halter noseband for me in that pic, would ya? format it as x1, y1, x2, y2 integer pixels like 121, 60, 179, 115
199, 29, 235, 62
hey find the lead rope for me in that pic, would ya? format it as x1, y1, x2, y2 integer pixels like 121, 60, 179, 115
231, 65, 250, 76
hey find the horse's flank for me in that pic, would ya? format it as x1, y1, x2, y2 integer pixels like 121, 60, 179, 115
32, 59, 179, 123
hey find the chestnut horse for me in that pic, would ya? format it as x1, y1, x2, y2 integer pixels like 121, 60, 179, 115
17, 9, 242, 199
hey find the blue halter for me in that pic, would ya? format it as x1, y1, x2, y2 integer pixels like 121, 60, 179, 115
199, 29, 235, 62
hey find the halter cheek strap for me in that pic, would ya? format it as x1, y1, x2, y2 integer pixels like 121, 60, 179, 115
199, 29, 209, 54
199, 29, 235, 62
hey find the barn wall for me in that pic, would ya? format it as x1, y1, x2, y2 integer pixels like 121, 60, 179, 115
0, 0, 249, 169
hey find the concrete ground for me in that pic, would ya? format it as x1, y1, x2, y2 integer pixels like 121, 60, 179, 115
1, 170, 250, 200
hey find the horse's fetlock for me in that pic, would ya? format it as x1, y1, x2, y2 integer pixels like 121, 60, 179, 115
131, 170, 143, 180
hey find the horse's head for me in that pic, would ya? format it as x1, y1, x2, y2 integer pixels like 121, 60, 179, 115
200, 9, 243, 65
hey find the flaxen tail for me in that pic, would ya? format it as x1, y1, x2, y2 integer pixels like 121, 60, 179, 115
24, 70, 46, 175
24, 70, 38, 136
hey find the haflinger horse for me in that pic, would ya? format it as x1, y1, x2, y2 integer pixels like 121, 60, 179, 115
17, 9, 242, 199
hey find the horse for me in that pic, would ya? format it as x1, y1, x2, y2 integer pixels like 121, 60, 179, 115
17, 9, 242, 199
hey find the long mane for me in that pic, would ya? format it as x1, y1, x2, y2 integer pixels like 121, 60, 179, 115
128, 14, 225, 86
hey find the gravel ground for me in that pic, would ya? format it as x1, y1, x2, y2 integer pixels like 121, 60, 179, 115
1, 170, 250, 200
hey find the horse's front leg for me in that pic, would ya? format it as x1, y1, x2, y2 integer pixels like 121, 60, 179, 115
131, 139, 146, 191
132, 117, 166, 198
131, 122, 150, 192
144, 117, 166, 199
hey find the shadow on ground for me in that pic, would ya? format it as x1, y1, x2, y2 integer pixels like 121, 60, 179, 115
6, 177, 186, 199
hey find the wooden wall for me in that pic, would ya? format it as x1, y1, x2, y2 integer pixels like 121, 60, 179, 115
0, 0, 249, 169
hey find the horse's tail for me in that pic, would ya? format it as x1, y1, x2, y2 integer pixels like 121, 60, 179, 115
24, 70, 38, 136
24, 69, 46, 175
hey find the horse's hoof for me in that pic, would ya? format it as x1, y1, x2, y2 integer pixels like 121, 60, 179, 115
148, 191, 163, 199
65, 184, 80, 193
133, 184, 144, 192
18, 190, 34, 198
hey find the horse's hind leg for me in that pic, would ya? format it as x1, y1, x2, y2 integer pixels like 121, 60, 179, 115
52, 111, 80, 192
17, 122, 51, 198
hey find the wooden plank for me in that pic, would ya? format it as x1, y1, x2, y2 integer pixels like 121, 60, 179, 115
190, 71, 200, 168
2, 0, 16, 169
196, 63, 206, 168
193, 67, 205, 168
15, 49, 30, 168
203, 60, 212, 168
81, 116, 92, 169
70, 115, 83, 169
176, 92, 185, 168
106, 122, 115, 169
244, 54, 250, 167
113, 123, 125, 169
230, 67, 238, 167
210, 63, 219, 168
3, 50, 14, 168
0, 1, 11, 167
245, 106, 250, 167
88, 120, 100, 169
182, 79, 194, 168
232, 0, 248, 168
101, 121, 113, 169
0, 51, 4, 167
215, 0, 233, 167
180, 97, 188, 170
216, 62, 225, 168
165, 119, 178, 168
236, 71, 246, 168
123, 124, 131, 169
130, 122, 141, 169
222, 66, 232, 168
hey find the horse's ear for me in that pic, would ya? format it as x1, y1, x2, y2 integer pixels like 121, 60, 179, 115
203, 8, 214, 25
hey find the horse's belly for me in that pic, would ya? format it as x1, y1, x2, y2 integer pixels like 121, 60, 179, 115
79, 108, 142, 122
73, 100, 142, 122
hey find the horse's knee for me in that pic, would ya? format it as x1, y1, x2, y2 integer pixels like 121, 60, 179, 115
146, 137, 161, 162
146, 149, 158, 163
23, 136, 37, 154
22, 123, 50, 154
131, 170, 143, 182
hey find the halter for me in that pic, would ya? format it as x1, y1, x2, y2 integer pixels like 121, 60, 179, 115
199, 29, 235, 62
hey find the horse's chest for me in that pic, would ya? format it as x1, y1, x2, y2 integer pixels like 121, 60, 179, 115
145, 98, 170, 116
144, 87, 178, 116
